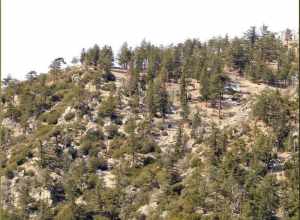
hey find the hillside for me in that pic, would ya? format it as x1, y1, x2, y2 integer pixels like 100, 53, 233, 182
0, 27, 299, 220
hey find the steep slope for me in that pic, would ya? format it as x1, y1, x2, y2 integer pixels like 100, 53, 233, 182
0, 65, 298, 220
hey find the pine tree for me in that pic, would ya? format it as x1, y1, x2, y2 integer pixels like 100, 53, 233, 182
209, 73, 228, 118
146, 80, 156, 118
26, 70, 38, 81
124, 117, 138, 167
49, 57, 66, 78
191, 109, 202, 139
199, 67, 210, 105
147, 49, 160, 82
173, 47, 182, 82
129, 94, 140, 113
127, 63, 139, 96
180, 69, 189, 120
230, 38, 249, 73
158, 81, 169, 118
99, 45, 114, 72
161, 48, 174, 81
174, 124, 187, 160
80, 48, 86, 65
244, 26, 258, 47
91, 44, 101, 66
118, 42, 132, 69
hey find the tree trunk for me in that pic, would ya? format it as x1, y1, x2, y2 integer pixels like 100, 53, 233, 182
218, 93, 222, 119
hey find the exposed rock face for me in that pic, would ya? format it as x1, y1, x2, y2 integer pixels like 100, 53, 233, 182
85, 82, 97, 93
58, 106, 76, 124
2, 118, 24, 137
96, 170, 116, 188
31, 188, 52, 206
13, 95, 20, 106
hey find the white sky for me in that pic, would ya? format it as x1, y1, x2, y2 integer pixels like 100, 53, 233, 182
2, 0, 299, 80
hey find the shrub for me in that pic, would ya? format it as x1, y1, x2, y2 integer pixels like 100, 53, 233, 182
112, 116, 123, 125
40, 110, 61, 125
16, 156, 26, 166
0, 208, 18, 220
89, 145, 101, 157
74, 101, 91, 117
80, 128, 106, 156
35, 124, 54, 139
124, 118, 136, 134
111, 147, 127, 159
140, 138, 158, 154
157, 120, 165, 130
133, 169, 153, 187
86, 173, 98, 189
97, 158, 108, 171
98, 94, 116, 118
88, 156, 108, 172
51, 94, 63, 102
26, 150, 34, 159
80, 140, 93, 156
143, 156, 155, 166
108, 137, 124, 151
6, 105, 22, 122
80, 140, 104, 156
5, 169, 14, 179
96, 117, 105, 126
86, 128, 105, 141
105, 124, 119, 139
54, 203, 76, 220
102, 71, 116, 82
25, 170, 35, 177
68, 147, 78, 159
161, 131, 168, 136
190, 157, 202, 168
64, 112, 75, 121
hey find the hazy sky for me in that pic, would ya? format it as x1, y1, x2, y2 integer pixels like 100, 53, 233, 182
2, 0, 299, 79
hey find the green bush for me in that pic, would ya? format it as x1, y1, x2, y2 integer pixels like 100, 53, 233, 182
85, 128, 105, 141
35, 124, 54, 139
25, 170, 35, 177
5, 169, 14, 179
88, 156, 108, 172
16, 156, 26, 166
105, 124, 119, 139
140, 138, 158, 154
80, 139, 104, 156
98, 94, 117, 118
49, 110, 62, 124
80, 140, 93, 156
5, 104, 23, 122
54, 203, 76, 220
161, 131, 168, 136
111, 147, 127, 159
86, 173, 98, 189
40, 110, 61, 124
102, 71, 116, 82
64, 112, 75, 121
190, 157, 202, 168
124, 118, 136, 134
0, 208, 18, 220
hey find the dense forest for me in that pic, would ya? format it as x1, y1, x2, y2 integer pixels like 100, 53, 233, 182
0, 25, 299, 220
